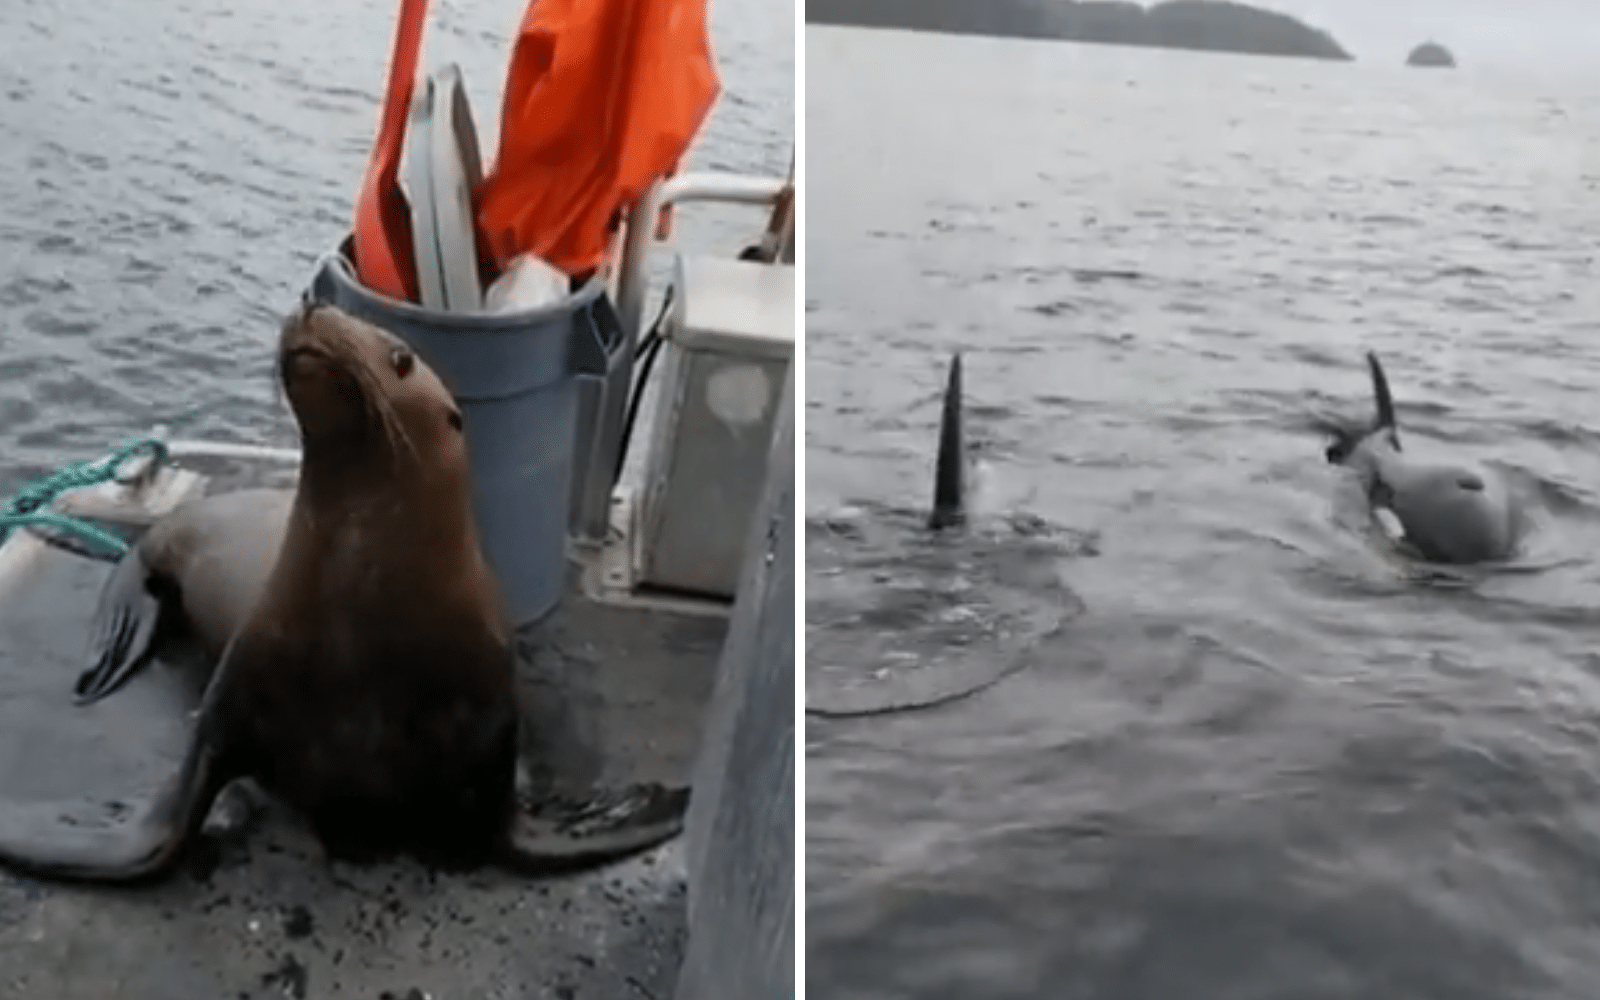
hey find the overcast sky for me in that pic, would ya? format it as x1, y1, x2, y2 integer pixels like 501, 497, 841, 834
1258, 0, 1600, 72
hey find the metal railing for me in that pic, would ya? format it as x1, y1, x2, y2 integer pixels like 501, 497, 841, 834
573, 166, 794, 544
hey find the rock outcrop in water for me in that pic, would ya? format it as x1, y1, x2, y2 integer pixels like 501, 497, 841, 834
1405, 42, 1456, 68
806, 0, 1353, 62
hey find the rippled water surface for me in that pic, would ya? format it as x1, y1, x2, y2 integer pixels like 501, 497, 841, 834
807, 23, 1600, 999
0, 0, 793, 487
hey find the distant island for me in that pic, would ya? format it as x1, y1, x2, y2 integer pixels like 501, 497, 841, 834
1405, 42, 1456, 68
806, 0, 1353, 62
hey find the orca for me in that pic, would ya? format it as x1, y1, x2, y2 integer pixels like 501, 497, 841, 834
1321, 351, 1519, 565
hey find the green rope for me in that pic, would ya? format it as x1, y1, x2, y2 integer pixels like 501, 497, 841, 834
0, 438, 171, 560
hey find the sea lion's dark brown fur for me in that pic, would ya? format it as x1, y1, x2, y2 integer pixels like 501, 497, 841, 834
0, 303, 686, 882
221, 303, 520, 868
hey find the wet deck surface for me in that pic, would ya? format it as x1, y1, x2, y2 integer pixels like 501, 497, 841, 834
0, 522, 727, 999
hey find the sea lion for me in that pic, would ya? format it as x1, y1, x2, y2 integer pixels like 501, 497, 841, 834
74, 488, 292, 704
1320, 350, 1520, 564
0, 302, 686, 883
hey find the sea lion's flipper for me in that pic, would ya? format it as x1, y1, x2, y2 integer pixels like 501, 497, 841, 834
501, 783, 691, 875
1366, 351, 1398, 439
76, 549, 164, 705
927, 352, 965, 531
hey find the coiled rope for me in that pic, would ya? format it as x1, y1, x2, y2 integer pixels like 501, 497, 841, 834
0, 438, 170, 561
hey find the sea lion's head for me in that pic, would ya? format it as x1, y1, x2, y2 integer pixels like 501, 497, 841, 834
277, 302, 469, 484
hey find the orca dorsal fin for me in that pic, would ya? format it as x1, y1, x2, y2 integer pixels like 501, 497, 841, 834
928, 352, 965, 531
1366, 351, 1396, 432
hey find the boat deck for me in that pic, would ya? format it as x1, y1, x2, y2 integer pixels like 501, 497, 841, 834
0, 459, 728, 999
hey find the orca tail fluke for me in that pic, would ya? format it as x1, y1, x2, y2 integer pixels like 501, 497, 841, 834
928, 352, 965, 531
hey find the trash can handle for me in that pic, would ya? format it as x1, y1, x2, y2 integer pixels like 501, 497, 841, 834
306, 251, 346, 309
570, 293, 626, 377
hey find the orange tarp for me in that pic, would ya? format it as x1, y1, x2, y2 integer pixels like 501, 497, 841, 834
352, 0, 429, 303
476, 0, 722, 278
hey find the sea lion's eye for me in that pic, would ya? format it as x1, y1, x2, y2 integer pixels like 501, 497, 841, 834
391, 348, 415, 378
447, 410, 463, 432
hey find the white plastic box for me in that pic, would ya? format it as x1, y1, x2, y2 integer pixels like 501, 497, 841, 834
637, 255, 795, 600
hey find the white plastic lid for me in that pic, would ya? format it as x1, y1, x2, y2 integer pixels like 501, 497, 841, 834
666, 255, 795, 361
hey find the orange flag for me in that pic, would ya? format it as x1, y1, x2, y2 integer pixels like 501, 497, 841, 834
351, 0, 430, 302
476, 0, 722, 279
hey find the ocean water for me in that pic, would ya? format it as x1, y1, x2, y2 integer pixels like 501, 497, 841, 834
806, 23, 1600, 999
0, 0, 793, 489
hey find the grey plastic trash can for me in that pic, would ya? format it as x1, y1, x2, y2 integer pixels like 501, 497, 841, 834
306, 238, 623, 626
